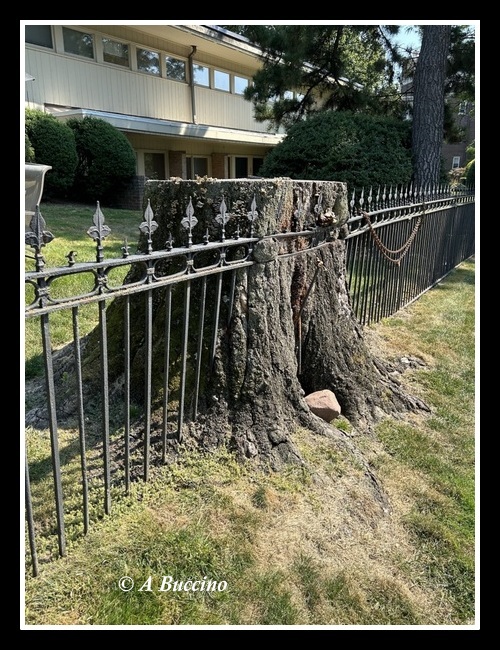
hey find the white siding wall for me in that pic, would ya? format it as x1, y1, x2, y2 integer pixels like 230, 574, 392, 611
193, 86, 266, 131
25, 35, 274, 134
25, 48, 192, 122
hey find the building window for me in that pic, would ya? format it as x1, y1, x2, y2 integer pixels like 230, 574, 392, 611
227, 156, 264, 178
214, 69, 230, 92
137, 47, 160, 75
62, 27, 94, 59
25, 25, 53, 49
166, 56, 186, 81
187, 157, 209, 179
103, 38, 129, 67
452, 156, 461, 169
193, 64, 209, 87
144, 153, 166, 180
235, 157, 249, 178
234, 75, 248, 95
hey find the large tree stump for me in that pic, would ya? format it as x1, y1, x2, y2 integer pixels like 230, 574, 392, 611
93, 177, 426, 472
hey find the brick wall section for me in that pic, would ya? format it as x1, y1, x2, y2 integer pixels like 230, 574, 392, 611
114, 175, 145, 211
211, 153, 225, 179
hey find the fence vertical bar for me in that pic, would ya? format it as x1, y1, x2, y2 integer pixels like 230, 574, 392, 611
395, 223, 408, 314
351, 232, 367, 323
72, 306, 89, 533
144, 288, 153, 481
193, 276, 207, 421
348, 233, 363, 321
25, 451, 38, 577
384, 219, 402, 319
415, 211, 427, 295
421, 212, 435, 293
40, 313, 66, 557
124, 295, 131, 492
98, 300, 111, 514
360, 229, 376, 325
177, 279, 191, 442
368, 238, 383, 324
162, 286, 172, 463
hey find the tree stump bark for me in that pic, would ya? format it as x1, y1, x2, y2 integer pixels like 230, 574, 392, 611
106, 177, 428, 471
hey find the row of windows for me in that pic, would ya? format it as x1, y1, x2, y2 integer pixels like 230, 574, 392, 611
25, 25, 250, 95
144, 152, 264, 180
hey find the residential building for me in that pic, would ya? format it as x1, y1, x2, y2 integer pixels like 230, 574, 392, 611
24, 24, 285, 208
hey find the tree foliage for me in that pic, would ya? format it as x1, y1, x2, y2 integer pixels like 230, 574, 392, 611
446, 25, 476, 102
224, 25, 405, 130
258, 111, 412, 188
224, 24, 475, 187
66, 116, 137, 204
24, 108, 78, 197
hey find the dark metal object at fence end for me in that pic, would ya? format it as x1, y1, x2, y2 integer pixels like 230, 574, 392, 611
25, 163, 52, 229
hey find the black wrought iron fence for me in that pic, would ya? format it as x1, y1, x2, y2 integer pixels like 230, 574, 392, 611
345, 184, 475, 325
23, 181, 475, 576
24, 190, 336, 575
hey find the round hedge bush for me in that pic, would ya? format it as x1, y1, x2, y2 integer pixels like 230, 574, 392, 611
259, 110, 412, 190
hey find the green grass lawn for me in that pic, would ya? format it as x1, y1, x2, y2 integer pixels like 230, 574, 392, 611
23, 205, 476, 627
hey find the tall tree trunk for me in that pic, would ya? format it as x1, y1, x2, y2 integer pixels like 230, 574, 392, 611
412, 25, 451, 188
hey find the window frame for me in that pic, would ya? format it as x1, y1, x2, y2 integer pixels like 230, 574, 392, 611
136, 46, 161, 76
25, 25, 54, 49
214, 69, 231, 92
144, 151, 167, 180
233, 75, 249, 95
102, 36, 130, 68
62, 26, 95, 60
186, 156, 210, 179
192, 63, 210, 87
165, 55, 187, 82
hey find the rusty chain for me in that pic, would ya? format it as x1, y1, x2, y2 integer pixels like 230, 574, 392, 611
361, 210, 423, 266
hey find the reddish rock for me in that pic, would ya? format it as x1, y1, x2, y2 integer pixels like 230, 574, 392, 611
305, 390, 341, 422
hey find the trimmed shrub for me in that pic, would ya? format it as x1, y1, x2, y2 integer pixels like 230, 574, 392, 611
259, 110, 412, 189
25, 133, 35, 162
25, 108, 78, 197
465, 159, 475, 187
67, 116, 136, 205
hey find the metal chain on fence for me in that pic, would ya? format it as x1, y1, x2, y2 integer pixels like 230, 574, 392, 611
361, 210, 423, 266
